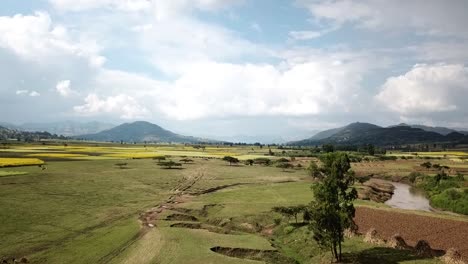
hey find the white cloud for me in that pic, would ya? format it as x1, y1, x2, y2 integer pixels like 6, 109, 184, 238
16, 90, 29, 95
74, 94, 149, 119
289, 30, 322, 40
56, 80, 75, 97
0, 12, 104, 66
29, 91, 41, 97
376, 64, 468, 115
15, 90, 41, 97
138, 16, 266, 75
299, 0, 468, 36
49, 0, 151, 12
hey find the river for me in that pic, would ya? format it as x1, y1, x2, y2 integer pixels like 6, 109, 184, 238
384, 182, 432, 212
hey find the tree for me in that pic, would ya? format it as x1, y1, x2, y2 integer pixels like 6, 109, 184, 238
272, 205, 308, 223
276, 162, 294, 172
276, 158, 290, 163
367, 144, 375, 156
180, 158, 194, 163
222, 156, 239, 166
308, 152, 357, 262
307, 161, 322, 179
158, 160, 182, 169
245, 159, 254, 166
254, 158, 271, 166
322, 144, 335, 153
153, 156, 166, 161
115, 162, 128, 169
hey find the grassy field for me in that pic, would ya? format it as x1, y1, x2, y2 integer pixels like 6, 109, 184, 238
1, 143, 467, 263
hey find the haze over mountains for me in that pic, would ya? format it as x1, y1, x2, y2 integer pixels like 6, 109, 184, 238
290, 122, 468, 146
0, 121, 114, 137
2, 120, 468, 145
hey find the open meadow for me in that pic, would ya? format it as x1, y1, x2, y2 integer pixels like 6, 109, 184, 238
1, 143, 468, 263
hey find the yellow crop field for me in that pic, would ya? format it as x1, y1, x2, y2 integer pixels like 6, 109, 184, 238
102, 153, 165, 159
0, 158, 45, 167
26, 153, 90, 158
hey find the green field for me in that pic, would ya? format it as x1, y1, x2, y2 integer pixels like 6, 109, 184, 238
1, 143, 467, 263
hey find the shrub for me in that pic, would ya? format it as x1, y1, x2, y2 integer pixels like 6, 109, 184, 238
283, 226, 295, 234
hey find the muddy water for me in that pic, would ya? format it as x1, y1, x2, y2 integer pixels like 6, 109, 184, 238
384, 182, 432, 211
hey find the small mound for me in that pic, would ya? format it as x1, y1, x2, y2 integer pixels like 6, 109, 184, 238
415, 240, 433, 257
165, 214, 198, 222
0, 257, 29, 263
364, 228, 385, 245
388, 234, 409, 250
441, 248, 466, 264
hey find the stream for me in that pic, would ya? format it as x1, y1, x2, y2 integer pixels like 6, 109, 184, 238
384, 182, 433, 212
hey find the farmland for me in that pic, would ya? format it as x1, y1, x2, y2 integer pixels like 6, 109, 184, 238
1, 143, 468, 263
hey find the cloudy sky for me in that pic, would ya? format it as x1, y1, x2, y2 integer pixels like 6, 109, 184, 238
1, 0, 468, 142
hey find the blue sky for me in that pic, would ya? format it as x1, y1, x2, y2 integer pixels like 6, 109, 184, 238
1, 0, 468, 142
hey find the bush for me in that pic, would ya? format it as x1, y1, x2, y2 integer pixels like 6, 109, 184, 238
283, 226, 295, 234
274, 218, 282, 226
431, 188, 468, 215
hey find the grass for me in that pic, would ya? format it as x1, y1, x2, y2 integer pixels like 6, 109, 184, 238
0, 142, 466, 263
0, 170, 28, 177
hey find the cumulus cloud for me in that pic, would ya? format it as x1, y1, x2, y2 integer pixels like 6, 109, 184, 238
0, 12, 104, 66
16, 90, 29, 95
74, 94, 149, 119
29, 91, 41, 97
56, 80, 75, 97
15, 90, 41, 97
299, 0, 468, 36
376, 64, 468, 115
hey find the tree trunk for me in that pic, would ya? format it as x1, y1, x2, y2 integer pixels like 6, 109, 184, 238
333, 242, 339, 263
338, 241, 342, 262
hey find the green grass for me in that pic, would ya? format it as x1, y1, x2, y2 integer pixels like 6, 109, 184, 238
0, 143, 464, 263
0, 159, 183, 263
0, 170, 28, 177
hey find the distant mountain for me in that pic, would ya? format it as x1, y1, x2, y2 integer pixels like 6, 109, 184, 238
290, 122, 468, 146
308, 126, 346, 141
0, 126, 65, 141
389, 123, 463, 136
77, 121, 213, 143
18, 121, 115, 136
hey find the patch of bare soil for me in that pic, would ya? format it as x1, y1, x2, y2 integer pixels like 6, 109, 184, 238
355, 207, 468, 261
165, 214, 198, 222
358, 178, 394, 203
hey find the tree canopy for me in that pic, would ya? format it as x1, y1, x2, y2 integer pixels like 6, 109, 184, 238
308, 152, 357, 262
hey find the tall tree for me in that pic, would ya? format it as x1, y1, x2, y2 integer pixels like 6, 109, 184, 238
308, 152, 357, 262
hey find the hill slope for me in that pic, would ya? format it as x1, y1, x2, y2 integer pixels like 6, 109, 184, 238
0, 126, 65, 141
291, 122, 468, 146
77, 121, 208, 143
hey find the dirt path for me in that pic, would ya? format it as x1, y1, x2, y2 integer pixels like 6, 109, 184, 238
355, 207, 468, 260
109, 168, 207, 264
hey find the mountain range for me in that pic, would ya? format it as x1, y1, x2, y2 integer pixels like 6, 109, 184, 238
1, 120, 468, 145
0, 126, 64, 141
0, 121, 115, 136
76, 121, 214, 143
291, 122, 468, 146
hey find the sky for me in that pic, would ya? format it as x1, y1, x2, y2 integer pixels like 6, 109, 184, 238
1, 0, 468, 142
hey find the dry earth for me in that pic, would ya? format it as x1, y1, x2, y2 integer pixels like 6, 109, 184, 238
355, 207, 468, 260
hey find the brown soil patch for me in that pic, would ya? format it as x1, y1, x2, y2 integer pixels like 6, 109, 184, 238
210, 246, 296, 264
165, 214, 198, 222
355, 207, 468, 260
